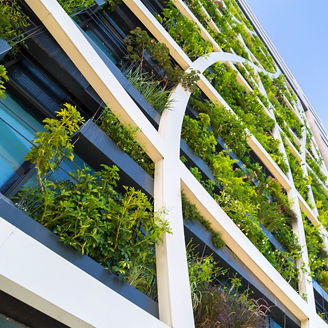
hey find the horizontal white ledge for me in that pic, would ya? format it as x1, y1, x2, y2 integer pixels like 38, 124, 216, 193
0, 218, 167, 328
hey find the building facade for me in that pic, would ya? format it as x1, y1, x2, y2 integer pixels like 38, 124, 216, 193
0, 0, 328, 327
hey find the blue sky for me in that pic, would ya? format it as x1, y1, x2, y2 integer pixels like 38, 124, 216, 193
246, 0, 328, 132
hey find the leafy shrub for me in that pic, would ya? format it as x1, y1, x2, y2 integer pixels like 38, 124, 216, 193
0, 0, 30, 53
18, 104, 170, 295
25, 103, 85, 191
303, 216, 328, 282
0, 65, 8, 98
159, 0, 213, 60
98, 107, 154, 175
204, 63, 288, 173
307, 155, 326, 184
58, 0, 95, 14
19, 165, 170, 294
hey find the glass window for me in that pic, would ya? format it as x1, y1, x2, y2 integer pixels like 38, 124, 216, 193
0, 93, 43, 190
0, 314, 29, 328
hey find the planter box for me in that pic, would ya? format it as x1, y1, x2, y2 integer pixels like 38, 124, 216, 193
0, 195, 158, 318
73, 119, 154, 197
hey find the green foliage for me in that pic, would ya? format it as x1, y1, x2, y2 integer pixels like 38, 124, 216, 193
158, 1, 213, 60
98, 107, 154, 175
123, 65, 171, 113
310, 172, 328, 229
239, 27, 276, 73
182, 193, 225, 249
303, 216, 327, 282
188, 247, 268, 328
0, 65, 8, 98
205, 63, 288, 174
194, 283, 268, 328
103, 0, 122, 11
319, 271, 328, 295
306, 133, 317, 159
58, 0, 122, 14
182, 112, 300, 286
125, 27, 199, 92
18, 107, 169, 295
18, 165, 170, 294
187, 244, 227, 310
182, 113, 217, 162
57, 0, 95, 14
0, 0, 30, 52
306, 155, 326, 184
235, 63, 257, 89
283, 138, 311, 202
190, 0, 276, 72
260, 72, 303, 141
25, 104, 85, 191
189, 96, 249, 159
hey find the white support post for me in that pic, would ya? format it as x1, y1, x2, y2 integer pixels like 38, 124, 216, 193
154, 83, 195, 327
154, 157, 194, 328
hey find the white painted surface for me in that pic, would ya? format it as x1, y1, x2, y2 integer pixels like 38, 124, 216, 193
0, 219, 168, 328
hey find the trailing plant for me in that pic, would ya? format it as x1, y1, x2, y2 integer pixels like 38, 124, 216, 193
306, 133, 317, 159
283, 138, 311, 202
260, 72, 303, 140
158, 1, 213, 61
189, 95, 249, 159
239, 27, 276, 73
235, 63, 256, 90
181, 112, 300, 286
273, 74, 297, 106
123, 65, 171, 113
125, 27, 199, 92
223, 0, 254, 31
98, 107, 154, 175
205, 63, 288, 173
57, 0, 95, 13
0, 65, 8, 98
188, 246, 269, 328
25, 104, 85, 192
310, 172, 328, 228
303, 216, 328, 283
18, 108, 170, 296
182, 192, 225, 249
186, 96, 298, 249
306, 155, 326, 184
0, 0, 30, 52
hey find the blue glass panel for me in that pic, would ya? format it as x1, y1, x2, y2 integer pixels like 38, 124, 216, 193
0, 94, 43, 189
0, 315, 27, 328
